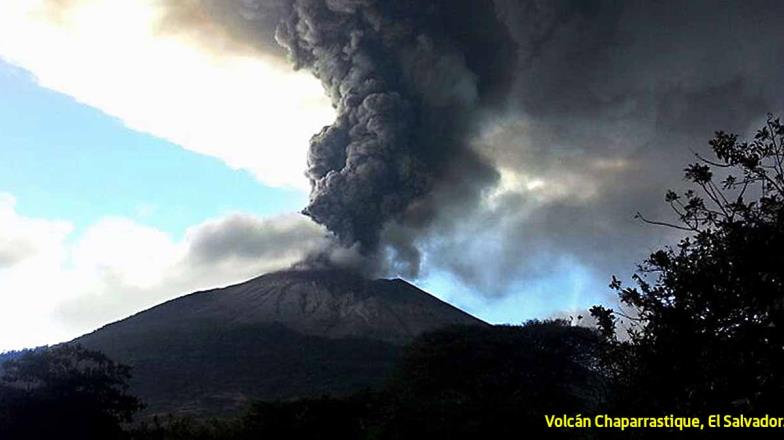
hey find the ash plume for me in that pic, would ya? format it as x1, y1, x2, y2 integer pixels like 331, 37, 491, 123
274, 0, 514, 259
153, 0, 784, 293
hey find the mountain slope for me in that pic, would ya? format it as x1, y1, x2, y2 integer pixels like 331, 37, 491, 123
74, 269, 485, 415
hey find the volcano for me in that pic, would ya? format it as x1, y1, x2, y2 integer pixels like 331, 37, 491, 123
73, 269, 485, 416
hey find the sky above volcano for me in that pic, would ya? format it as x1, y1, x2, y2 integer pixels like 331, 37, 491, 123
1, 0, 782, 351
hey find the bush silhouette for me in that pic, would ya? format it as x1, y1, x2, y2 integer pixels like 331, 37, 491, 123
0, 344, 142, 440
593, 115, 784, 422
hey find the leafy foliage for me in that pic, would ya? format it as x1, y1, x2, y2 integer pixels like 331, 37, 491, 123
592, 115, 784, 417
0, 344, 142, 439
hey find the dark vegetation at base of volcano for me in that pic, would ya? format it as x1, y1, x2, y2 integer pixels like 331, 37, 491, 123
1, 322, 605, 440
1, 119, 783, 439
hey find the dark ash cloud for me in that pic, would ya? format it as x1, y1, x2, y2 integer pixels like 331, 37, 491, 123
159, 0, 783, 299
428, 0, 784, 293
274, 0, 514, 256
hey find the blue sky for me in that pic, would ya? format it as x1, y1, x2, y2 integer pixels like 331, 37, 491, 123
0, 54, 338, 350
1, 61, 306, 239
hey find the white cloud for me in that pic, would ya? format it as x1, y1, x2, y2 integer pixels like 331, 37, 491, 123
0, 194, 77, 350
71, 218, 183, 289
0, 194, 327, 351
0, 194, 73, 268
0, 0, 334, 189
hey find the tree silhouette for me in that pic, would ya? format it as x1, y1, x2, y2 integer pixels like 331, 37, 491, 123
380, 321, 603, 439
0, 344, 142, 440
592, 115, 784, 418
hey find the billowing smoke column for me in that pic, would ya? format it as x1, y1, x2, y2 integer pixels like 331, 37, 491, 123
274, 0, 511, 257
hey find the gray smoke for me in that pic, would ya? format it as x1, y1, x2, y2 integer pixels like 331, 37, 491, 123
273, 0, 513, 259
153, 0, 784, 296
419, 0, 784, 294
